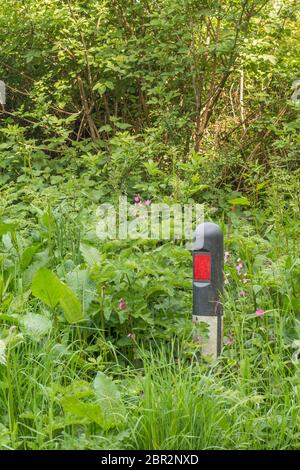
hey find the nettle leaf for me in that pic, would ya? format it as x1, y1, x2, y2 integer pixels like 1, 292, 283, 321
80, 243, 101, 266
21, 313, 52, 339
32, 268, 83, 323
0, 223, 17, 237
228, 197, 250, 206
93, 82, 107, 94
146, 285, 173, 300
99, 124, 112, 132
114, 122, 132, 130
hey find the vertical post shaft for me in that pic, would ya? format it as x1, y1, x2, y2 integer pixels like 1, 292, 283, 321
192, 222, 224, 359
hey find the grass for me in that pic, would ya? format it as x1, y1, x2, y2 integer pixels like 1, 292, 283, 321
0, 174, 299, 450
1, 332, 300, 450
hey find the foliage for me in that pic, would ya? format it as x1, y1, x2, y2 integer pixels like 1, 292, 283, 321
0, 0, 299, 451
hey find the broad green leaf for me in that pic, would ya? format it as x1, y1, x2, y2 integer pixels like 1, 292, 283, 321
66, 269, 96, 313
32, 268, 61, 308
114, 122, 132, 129
228, 197, 250, 206
61, 396, 107, 427
23, 250, 50, 288
93, 372, 125, 427
58, 283, 83, 323
20, 244, 41, 271
32, 268, 83, 323
0, 223, 16, 237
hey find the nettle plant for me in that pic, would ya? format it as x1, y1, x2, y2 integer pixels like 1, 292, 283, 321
0, 206, 193, 360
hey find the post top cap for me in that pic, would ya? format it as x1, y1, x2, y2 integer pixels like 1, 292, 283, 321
193, 222, 223, 250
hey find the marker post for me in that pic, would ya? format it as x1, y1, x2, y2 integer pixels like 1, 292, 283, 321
192, 222, 224, 359
0, 81, 6, 106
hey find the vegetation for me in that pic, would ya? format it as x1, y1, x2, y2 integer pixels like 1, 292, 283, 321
0, 0, 299, 450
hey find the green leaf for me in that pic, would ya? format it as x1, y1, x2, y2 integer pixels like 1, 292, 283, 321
23, 250, 50, 288
93, 82, 107, 94
80, 243, 101, 266
58, 283, 83, 323
32, 268, 62, 309
93, 372, 125, 427
0, 423, 10, 447
256, 181, 269, 191
261, 54, 276, 65
99, 124, 112, 132
32, 268, 83, 323
61, 396, 107, 427
114, 122, 132, 130
20, 244, 41, 271
66, 269, 96, 313
0, 223, 16, 237
227, 197, 250, 206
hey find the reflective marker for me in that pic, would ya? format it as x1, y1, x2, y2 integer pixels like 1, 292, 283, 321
193, 253, 211, 281
192, 222, 224, 359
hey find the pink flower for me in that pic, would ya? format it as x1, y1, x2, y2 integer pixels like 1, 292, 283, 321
127, 332, 136, 340
225, 335, 234, 346
133, 194, 141, 204
118, 298, 127, 310
224, 251, 230, 263
239, 290, 246, 297
144, 199, 152, 206
236, 259, 243, 274
255, 308, 265, 317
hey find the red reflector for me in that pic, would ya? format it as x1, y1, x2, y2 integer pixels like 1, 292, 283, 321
193, 253, 211, 281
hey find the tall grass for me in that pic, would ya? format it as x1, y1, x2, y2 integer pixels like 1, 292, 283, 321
128, 342, 300, 450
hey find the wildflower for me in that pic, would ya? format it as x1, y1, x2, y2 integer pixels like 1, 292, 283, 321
118, 298, 127, 310
133, 194, 141, 204
239, 290, 246, 297
255, 308, 266, 317
224, 251, 230, 263
127, 332, 136, 340
225, 273, 230, 285
225, 335, 234, 346
144, 199, 152, 206
236, 259, 243, 274
193, 334, 203, 345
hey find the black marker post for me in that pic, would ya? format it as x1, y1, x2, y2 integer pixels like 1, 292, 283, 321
192, 222, 224, 359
